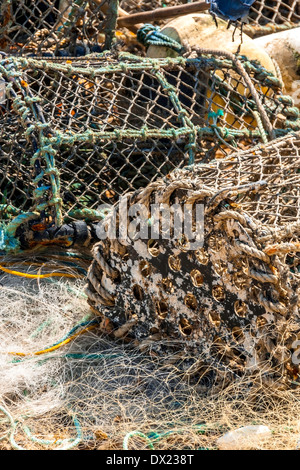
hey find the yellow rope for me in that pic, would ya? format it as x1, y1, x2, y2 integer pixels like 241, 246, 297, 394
6, 325, 97, 357
0, 264, 80, 279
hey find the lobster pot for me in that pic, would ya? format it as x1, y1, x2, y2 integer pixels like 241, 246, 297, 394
87, 132, 300, 389
120, 0, 163, 12
0, 0, 118, 56
122, 0, 300, 38
0, 51, 299, 253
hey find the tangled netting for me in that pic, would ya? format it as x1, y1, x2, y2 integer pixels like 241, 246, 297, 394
87, 132, 300, 389
0, 50, 299, 254
0, 1, 299, 57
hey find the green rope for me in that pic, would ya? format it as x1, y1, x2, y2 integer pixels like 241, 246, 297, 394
68, 207, 111, 221
20, 416, 82, 450
244, 21, 299, 37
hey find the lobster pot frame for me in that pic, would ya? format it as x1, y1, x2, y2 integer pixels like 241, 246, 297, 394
0, 0, 119, 56
121, 0, 300, 38
0, 51, 299, 253
87, 132, 300, 389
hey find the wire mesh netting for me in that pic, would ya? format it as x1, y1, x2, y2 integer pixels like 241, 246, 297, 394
0, 50, 299, 252
0, 0, 119, 56
3, 266, 300, 450
87, 131, 300, 389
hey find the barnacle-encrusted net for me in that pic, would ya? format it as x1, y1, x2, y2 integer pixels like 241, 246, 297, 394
87, 132, 300, 389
